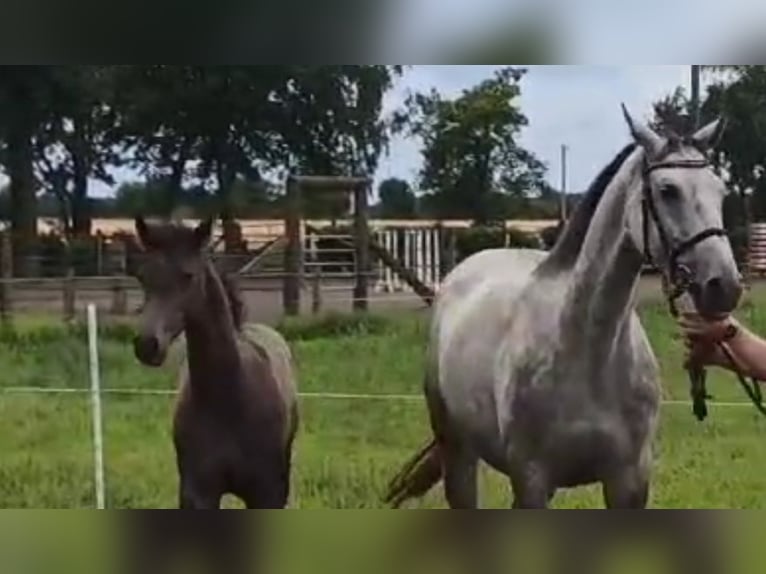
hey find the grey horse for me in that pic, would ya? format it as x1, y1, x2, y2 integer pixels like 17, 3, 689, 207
385, 107, 742, 509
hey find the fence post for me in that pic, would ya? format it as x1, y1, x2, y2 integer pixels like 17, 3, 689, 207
311, 267, 322, 315
111, 240, 127, 315
0, 233, 13, 325
87, 303, 106, 509
63, 243, 76, 323
283, 177, 303, 316
352, 181, 370, 311
96, 232, 104, 276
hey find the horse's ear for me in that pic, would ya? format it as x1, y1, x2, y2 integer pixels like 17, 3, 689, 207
134, 216, 153, 250
691, 116, 726, 151
621, 103, 664, 158
194, 217, 214, 249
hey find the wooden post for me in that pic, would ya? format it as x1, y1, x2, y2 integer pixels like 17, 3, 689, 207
0, 232, 13, 325
283, 177, 303, 316
111, 240, 127, 315
96, 232, 104, 276
63, 265, 76, 323
353, 182, 370, 312
311, 267, 322, 315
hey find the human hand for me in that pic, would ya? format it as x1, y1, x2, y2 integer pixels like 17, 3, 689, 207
677, 312, 737, 345
677, 312, 737, 369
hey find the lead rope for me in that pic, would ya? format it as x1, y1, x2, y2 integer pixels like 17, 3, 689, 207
667, 283, 766, 420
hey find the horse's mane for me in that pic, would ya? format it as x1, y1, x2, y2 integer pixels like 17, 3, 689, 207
536, 142, 637, 274
214, 266, 246, 332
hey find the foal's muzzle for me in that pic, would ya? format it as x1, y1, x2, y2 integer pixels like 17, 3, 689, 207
133, 335, 166, 367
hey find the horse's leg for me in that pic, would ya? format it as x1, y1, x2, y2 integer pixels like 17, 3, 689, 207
510, 464, 552, 509
602, 464, 649, 509
242, 452, 291, 509
442, 443, 478, 509
179, 474, 223, 509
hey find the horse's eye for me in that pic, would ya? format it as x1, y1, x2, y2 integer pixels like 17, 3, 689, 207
659, 184, 681, 199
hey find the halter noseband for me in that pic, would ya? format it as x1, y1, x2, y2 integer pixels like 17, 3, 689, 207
641, 157, 766, 421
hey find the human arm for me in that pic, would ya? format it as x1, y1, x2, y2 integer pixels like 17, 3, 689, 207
679, 314, 766, 381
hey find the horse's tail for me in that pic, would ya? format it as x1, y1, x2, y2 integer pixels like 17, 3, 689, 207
383, 438, 443, 508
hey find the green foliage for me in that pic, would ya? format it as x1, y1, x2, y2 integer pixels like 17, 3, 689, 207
652, 67, 766, 222
275, 311, 395, 341
396, 67, 548, 223
112, 66, 401, 220
376, 178, 417, 218
0, 66, 404, 249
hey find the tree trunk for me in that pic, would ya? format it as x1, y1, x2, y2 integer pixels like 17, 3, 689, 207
71, 158, 90, 237
215, 157, 238, 252
7, 123, 38, 277
70, 116, 92, 237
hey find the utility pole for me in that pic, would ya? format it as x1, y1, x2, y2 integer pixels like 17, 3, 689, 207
560, 144, 568, 222
691, 65, 701, 129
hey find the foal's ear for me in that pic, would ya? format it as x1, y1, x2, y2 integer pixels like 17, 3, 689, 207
621, 103, 665, 158
193, 217, 214, 249
691, 116, 726, 151
134, 216, 155, 250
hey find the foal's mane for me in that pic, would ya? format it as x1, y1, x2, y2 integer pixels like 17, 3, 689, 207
215, 268, 246, 332
536, 142, 637, 274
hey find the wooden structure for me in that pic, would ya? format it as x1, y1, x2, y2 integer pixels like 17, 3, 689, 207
749, 222, 766, 276
283, 175, 372, 315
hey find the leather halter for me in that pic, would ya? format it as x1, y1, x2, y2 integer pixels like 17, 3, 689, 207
640, 157, 766, 420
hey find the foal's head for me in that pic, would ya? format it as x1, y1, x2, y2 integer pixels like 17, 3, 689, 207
132, 217, 213, 367
621, 106, 742, 319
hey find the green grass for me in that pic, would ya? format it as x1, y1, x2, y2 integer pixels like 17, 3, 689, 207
2, 293, 766, 509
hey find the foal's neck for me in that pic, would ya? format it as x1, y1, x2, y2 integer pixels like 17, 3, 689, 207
183, 262, 241, 382
566, 151, 645, 351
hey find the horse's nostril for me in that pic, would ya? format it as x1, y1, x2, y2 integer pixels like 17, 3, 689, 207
705, 276, 723, 294
133, 335, 160, 363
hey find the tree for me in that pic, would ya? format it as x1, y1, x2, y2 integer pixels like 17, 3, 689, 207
113, 66, 276, 219
34, 66, 119, 236
651, 86, 694, 136
650, 67, 766, 267
376, 178, 417, 218
265, 66, 403, 219
113, 66, 403, 243
0, 67, 61, 275
396, 67, 547, 223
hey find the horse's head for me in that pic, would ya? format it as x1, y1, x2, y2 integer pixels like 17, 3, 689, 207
621, 105, 742, 319
132, 216, 213, 367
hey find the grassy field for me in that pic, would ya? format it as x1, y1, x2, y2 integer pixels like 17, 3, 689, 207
2, 289, 766, 509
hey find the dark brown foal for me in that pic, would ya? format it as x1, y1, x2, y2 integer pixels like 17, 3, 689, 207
132, 217, 298, 509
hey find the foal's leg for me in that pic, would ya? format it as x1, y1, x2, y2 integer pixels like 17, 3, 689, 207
602, 464, 650, 509
179, 474, 223, 509
241, 452, 291, 509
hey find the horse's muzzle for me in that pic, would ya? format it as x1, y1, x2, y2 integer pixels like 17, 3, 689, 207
133, 335, 165, 367
689, 275, 743, 318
